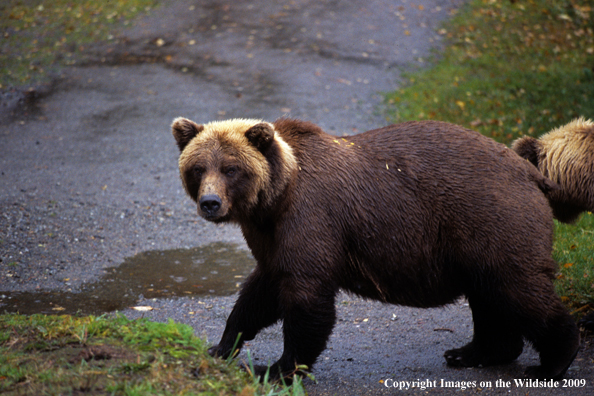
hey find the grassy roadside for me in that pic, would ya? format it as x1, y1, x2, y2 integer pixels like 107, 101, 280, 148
384, 0, 594, 316
0, 0, 159, 89
386, 0, 594, 145
0, 313, 307, 395
554, 214, 594, 314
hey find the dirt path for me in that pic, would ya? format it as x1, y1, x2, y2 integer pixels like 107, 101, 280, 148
1, 0, 592, 394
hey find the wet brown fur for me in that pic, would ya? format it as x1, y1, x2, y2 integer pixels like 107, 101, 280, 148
172, 118, 579, 381
513, 117, 594, 223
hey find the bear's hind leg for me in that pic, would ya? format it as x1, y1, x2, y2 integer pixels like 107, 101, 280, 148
521, 298, 580, 380
461, 273, 579, 380
445, 296, 524, 368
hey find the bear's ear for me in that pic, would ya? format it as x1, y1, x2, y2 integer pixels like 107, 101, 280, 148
171, 117, 204, 152
245, 123, 275, 152
512, 136, 541, 168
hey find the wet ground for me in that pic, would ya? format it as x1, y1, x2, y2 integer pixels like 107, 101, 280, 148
1, 0, 593, 394
1, 242, 253, 315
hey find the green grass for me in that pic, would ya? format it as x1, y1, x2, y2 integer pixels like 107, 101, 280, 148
0, 314, 307, 396
385, 0, 594, 145
554, 213, 594, 314
385, 0, 594, 317
0, 0, 159, 89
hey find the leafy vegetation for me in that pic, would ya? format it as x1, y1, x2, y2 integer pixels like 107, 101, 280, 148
0, 0, 158, 89
554, 213, 594, 314
0, 314, 307, 395
385, 0, 594, 145
385, 0, 594, 317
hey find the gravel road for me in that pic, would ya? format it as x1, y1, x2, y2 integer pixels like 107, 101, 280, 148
1, 0, 592, 394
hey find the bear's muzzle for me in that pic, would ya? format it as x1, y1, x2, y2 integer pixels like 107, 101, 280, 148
199, 194, 222, 217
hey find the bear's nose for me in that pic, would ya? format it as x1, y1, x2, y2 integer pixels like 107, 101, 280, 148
199, 194, 222, 214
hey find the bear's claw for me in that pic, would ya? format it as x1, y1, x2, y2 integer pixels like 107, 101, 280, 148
207, 344, 234, 360
444, 348, 478, 367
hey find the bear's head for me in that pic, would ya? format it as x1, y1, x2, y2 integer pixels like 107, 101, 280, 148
172, 117, 297, 223
512, 117, 594, 222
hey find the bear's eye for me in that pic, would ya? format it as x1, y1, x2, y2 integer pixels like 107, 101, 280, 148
194, 166, 205, 177
224, 166, 238, 177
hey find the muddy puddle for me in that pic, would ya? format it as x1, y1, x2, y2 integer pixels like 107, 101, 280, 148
0, 242, 255, 315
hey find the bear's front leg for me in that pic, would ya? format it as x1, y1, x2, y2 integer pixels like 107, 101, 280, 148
259, 285, 337, 382
208, 267, 280, 359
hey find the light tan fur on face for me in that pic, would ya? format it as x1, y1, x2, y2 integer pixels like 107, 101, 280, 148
178, 118, 298, 214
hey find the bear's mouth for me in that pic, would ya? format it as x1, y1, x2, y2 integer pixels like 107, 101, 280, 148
202, 214, 231, 224
198, 207, 231, 223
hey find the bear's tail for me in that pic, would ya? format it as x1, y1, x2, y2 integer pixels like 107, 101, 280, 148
512, 117, 594, 223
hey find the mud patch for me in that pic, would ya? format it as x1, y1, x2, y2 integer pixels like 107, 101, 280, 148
0, 242, 255, 315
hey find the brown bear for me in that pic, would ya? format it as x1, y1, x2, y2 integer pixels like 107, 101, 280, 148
512, 117, 594, 223
171, 117, 580, 381
513, 117, 594, 331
